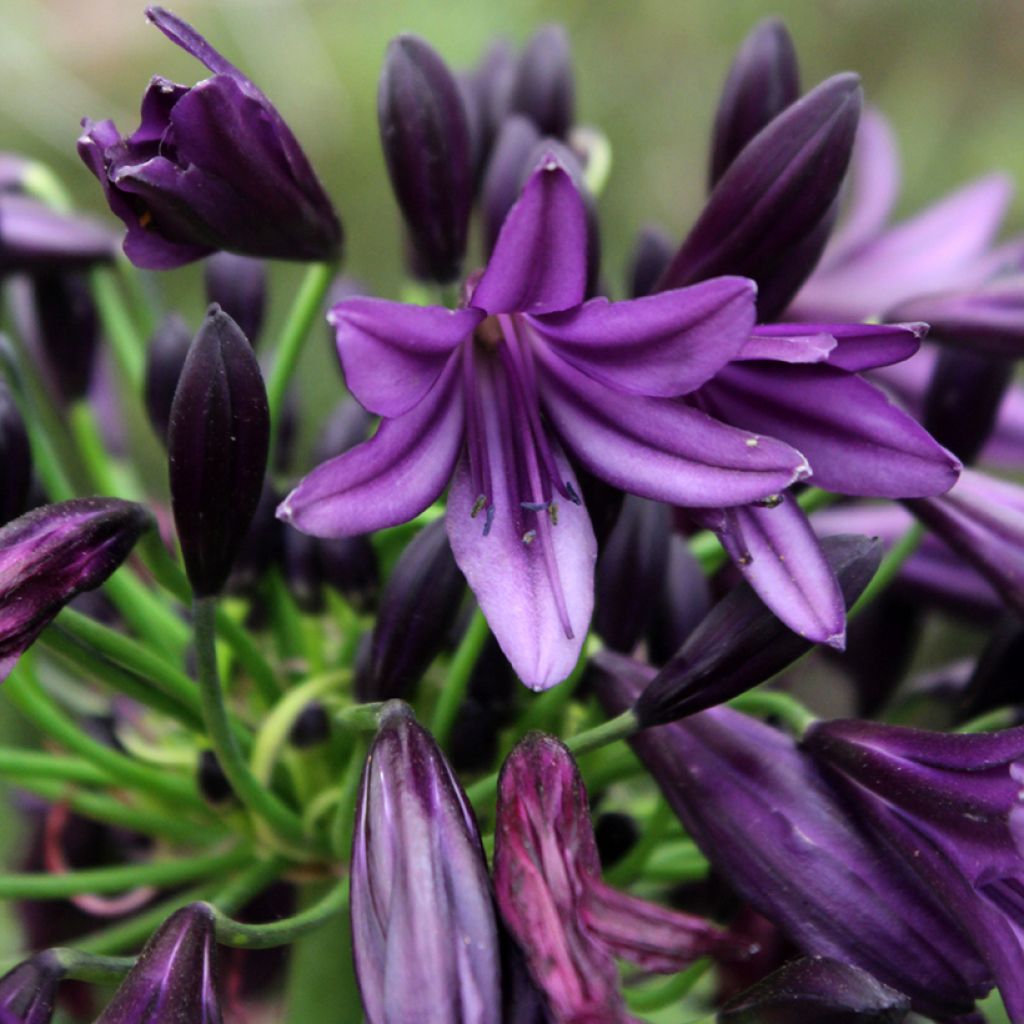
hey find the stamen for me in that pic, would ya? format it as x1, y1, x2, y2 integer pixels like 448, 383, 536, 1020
522, 530, 537, 545
520, 501, 550, 512
472, 495, 488, 518
565, 480, 582, 505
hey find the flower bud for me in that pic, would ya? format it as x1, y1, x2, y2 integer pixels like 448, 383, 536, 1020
226, 482, 283, 596
351, 702, 500, 1024
143, 314, 192, 445
0, 381, 31, 526
646, 534, 711, 665
319, 535, 379, 613
710, 18, 801, 186
96, 903, 222, 1024
378, 35, 473, 283
718, 956, 911, 1024
460, 39, 516, 177
0, 951, 66, 1024
0, 196, 115, 273
480, 115, 541, 257
168, 305, 270, 597
29, 272, 100, 406
203, 253, 267, 347
288, 701, 331, 749
631, 533, 882, 727
507, 25, 574, 139
626, 224, 675, 298
0, 498, 152, 683
357, 519, 465, 702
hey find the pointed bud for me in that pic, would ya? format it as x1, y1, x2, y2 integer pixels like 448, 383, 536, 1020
480, 115, 541, 256
0, 951, 66, 1024
96, 903, 222, 1024
168, 305, 270, 597
630, 534, 882, 727
626, 224, 675, 298
196, 749, 233, 806
710, 18, 801, 186
378, 35, 473, 283
0, 196, 115, 273
288, 701, 331, 749
0, 382, 31, 526
661, 73, 862, 319
351, 702, 501, 1024
508, 25, 574, 138
357, 519, 465, 702
30, 272, 101, 405
203, 253, 267, 347
718, 957, 910, 1023
461, 39, 516, 176
647, 534, 711, 665
0, 498, 152, 683
143, 314, 192, 445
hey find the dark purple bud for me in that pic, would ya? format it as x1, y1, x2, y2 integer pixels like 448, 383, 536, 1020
626, 224, 675, 298
351, 701, 500, 1024
319, 535, 379, 613
0, 196, 115, 273
646, 534, 711, 666
718, 956, 911, 1024
631, 534, 882, 727
204, 253, 267, 346
0, 498, 152, 683
660, 73, 862, 319
282, 528, 323, 612
480, 115, 541, 257
462, 39, 517, 177
78, 8, 342, 270
0, 951, 66, 1024
168, 305, 270, 597
357, 519, 465, 702
710, 18, 801, 186
226, 483, 283, 596
0, 382, 31, 526
96, 903, 222, 1024
922, 347, 1014, 464
507, 26, 574, 139
287, 701, 331, 749
594, 667, 989, 1019
378, 35, 473, 284
594, 495, 671, 652
143, 314, 192, 445
313, 396, 375, 464
196, 749, 233, 806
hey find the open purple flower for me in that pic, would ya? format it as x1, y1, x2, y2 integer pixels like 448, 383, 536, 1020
280, 158, 807, 688
78, 6, 342, 270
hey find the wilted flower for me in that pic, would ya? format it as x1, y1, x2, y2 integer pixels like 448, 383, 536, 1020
350, 701, 501, 1024
78, 6, 342, 269
0, 498, 152, 682
0, 951, 65, 1024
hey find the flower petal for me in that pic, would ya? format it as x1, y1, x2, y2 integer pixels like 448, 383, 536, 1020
536, 348, 809, 508
529, 276, 756, 397
704, 362, 960, 498
744, 321, 923, 370
278, 357, 464, 537
329, 298, 480, 417
470, 158, 587, 316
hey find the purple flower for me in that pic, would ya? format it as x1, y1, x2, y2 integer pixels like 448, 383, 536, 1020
804, 719, 1024, 1022
78, 6, 342, 270
493, 733, 748, 1024
350, 702, 500, 1024
96, 903, 222, 1023
0, 498, 152, 683
0, 951, 65, 1024
0, 196, 115, 274
280, 159, 807, 688
593, 662, 993, 1018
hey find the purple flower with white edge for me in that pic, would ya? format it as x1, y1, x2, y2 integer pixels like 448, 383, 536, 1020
78, 6, 342, 270
0, 498, 153, 683
280, 157, 807, 689
804, 718, 1024, 1023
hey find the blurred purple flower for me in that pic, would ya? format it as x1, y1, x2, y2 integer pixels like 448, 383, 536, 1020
0, 952, 65, 1024
0, 196, 115, 274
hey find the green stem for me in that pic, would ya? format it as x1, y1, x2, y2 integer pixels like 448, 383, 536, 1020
625, 958, 711, 1014
193, 598, 311, 854
431, 607, 490, 746
0, 847, 251, 899
53, 950, 135, 983
565, 710, 639, 756
0, 747, 110, 785
210, 879, 349, 949
850, 522, 924, 618
604, 800, 673, 888
90, 268, 144, 388
265, 262, 336, 428
958, 707, 1019, 733
729, 689, 817, 735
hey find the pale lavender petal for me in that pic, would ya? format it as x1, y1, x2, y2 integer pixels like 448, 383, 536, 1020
470, 158, 587, 315
704, 363, 961, 498
328, 298, 480, 417
983, 382, 1024, 469
529, 276, 755, 397
714, 495, 846, 647
746, 322, 924, 370
737, 328, 836, 364
537, 348, 809, 508
278, 358, 464, 537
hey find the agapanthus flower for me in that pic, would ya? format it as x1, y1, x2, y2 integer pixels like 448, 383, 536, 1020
78, 6, 342, 270
493, 732, 748, 1024
280, 157, 808, 688
804, 719, 1024, 1022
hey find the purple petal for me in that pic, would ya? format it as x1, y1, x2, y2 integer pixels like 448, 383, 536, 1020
328, 298, 479, 417
278, 358, 464, 537
704, 362, 961, 498
479, 115, 542, 256
713, 494, 847, 647
146, 6, 243, 78
537, 347, 809, 507
470, 158, 587, 315
0, 194, 117, 274
738, 328, 837, 364
529, 277, 756, 398
747, 321, 924, 370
